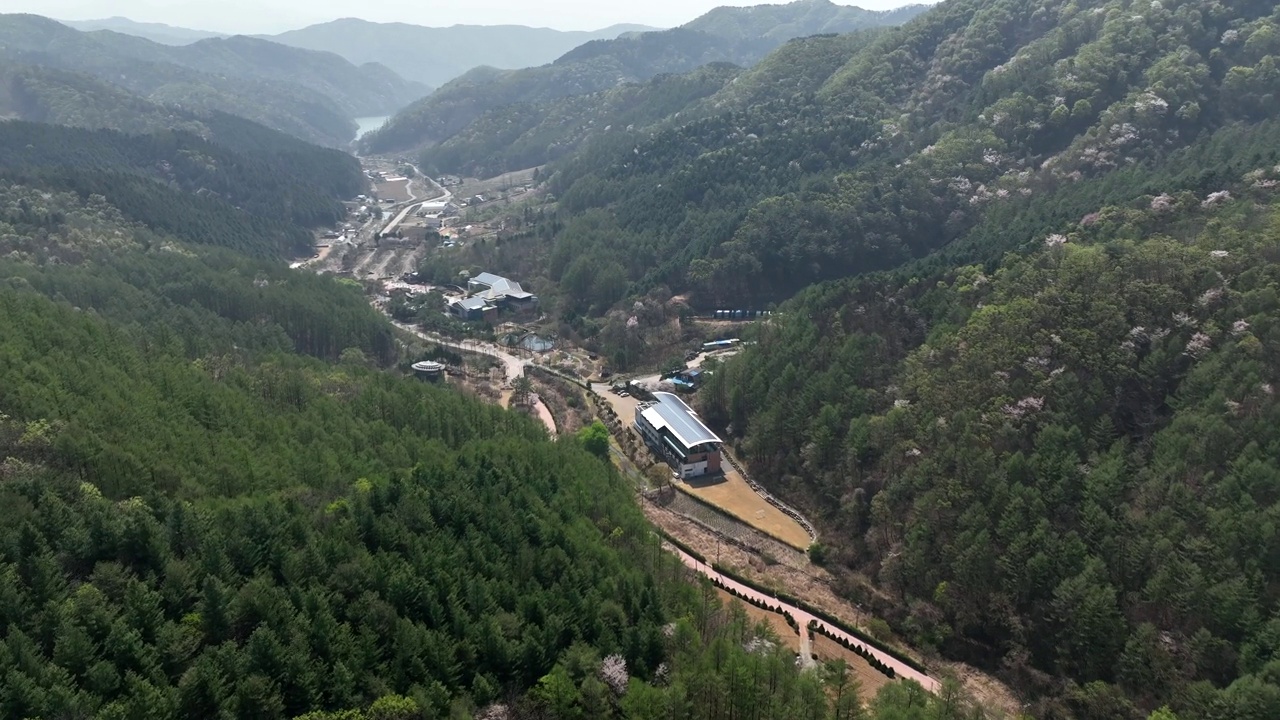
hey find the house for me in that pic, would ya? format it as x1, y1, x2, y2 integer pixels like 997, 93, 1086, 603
670, 368, 705, 391
466, 272, 538, 312
634, 392, 723, 478
419, 200, 457, 216
448, 296, 495, 321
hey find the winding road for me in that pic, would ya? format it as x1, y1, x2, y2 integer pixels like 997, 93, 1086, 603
666, 543, 940, 692
388, 321, 557, 434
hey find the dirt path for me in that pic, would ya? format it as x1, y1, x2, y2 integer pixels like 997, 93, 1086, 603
667, 543, 939, 692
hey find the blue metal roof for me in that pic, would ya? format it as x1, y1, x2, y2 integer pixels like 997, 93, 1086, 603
640, 392, 722, 450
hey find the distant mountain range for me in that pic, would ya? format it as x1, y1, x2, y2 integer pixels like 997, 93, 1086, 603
361, 0, 929, 155
56, 15, 660, 88
263, 19, 659, 88
63, 16, 225, 45
0, 14, 430, 146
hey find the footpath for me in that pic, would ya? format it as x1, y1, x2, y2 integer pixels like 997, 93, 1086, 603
666, 543, 940, 693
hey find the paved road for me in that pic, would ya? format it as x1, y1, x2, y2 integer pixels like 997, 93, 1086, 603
665, 543, 940, 692
388, 321, 558, 434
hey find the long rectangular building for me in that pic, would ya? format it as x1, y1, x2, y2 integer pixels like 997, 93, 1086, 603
635, 392, 722, 478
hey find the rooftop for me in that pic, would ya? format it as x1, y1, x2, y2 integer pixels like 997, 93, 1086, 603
470, 272, 533, 301
452, 296, 491, 312
639, 392, 722, 451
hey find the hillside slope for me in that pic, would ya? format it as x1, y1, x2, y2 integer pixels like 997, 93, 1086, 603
264, 18, 656, 88
360, 0, 926, 155
685, 0, 927, 40
0, 119, 362, 256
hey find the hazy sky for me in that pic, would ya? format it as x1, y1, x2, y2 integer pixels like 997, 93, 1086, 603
16, 0, 922, 35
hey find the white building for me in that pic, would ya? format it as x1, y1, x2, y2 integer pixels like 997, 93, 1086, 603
635, 392, 723, 478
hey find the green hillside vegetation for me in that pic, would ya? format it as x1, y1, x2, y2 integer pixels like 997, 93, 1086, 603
361, 0, 927, 155
0, 152, 998, 718
0, 14, 429, 146
702, 140, 1280, 719
0, 64, 208, 136
419, 63, 742, 179
0, 120, 362, 256
264, 18, 656, 88
360, 29, 763, 155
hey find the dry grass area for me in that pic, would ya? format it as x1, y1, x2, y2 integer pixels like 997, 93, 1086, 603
680, 468, 812, 550
456, 167, 541, 198
529, 373, 593, 435
812, 633, 895, 699
714, 589, 799, 653
375, 179, 411, 202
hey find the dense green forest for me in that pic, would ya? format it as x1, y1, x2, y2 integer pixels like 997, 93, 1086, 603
417, 64, 742, 178
0, 121, 362, 256
361, 0, 925, 155
699, 72, 1280, 720
0, 14, 429, 146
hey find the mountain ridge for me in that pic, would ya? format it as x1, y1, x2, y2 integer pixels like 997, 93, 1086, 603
261, 17, 661, 87
361, 0, 929, 154
0, 13, 430, 146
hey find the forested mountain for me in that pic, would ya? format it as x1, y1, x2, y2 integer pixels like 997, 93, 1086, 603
0, 63, 208, 136
360, 0, 927, 155
419, 64, 744, 179
0, 120, 362, 256
64, 16, 225, 45
0, 14, 429, 145
0, 124, 989, 718
703, 124, 1280, 719
263, 18, 657, 88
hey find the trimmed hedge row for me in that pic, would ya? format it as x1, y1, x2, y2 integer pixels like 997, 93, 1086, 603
710, 563, 928, 674
795, 602, 926, 674
809, 621, 896, 679
702, 575, 799, 635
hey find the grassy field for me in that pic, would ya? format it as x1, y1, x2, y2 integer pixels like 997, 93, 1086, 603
375, 178, 411, 202
680, 468, 812, 550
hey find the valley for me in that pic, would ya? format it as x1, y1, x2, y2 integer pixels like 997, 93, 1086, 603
5, 0, 1280, 717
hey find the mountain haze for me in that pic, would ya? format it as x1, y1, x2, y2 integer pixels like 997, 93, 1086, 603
264, 18, 658, 88
63, 16, 225, 45
0, 14, 429, 146
361, 0, 928, 154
